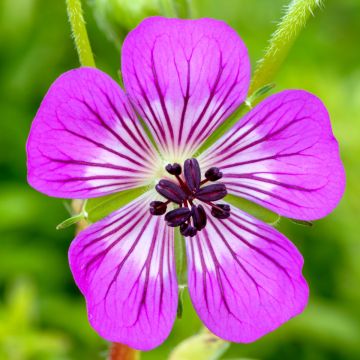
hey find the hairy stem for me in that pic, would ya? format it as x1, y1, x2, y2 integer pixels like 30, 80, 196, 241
250, 0, 324, 94
66, 0, 96, 67
196, 0, 324, 155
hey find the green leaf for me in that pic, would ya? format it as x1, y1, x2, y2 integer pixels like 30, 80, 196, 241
169, 332, 229, 360
56, 213, 84, 230
225, 194, 280, 225
245, 83, 276, 108
85, 186, 148, 222
290, 219, 313, 227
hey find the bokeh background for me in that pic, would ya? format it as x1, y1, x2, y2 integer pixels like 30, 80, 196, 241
1, 0, 359, 359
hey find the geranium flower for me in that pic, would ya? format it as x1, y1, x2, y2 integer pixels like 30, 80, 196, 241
26, 17, 345, 350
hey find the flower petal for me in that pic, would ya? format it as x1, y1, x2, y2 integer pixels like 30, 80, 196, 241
122, 17, 250, 159
69, 192, 177, 350
186, 204, 308, 343
27, 67, 159, 199
199, 90, 345, 220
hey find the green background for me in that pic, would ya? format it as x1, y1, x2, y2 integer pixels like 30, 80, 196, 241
0, 0, 359, 359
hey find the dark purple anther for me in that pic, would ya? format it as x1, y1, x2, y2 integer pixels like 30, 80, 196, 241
180, 223, 197, 237
211, 204, 231, 219
184, 158, 201, 192
151, 158, 230, 230
149, 201, 167, 215
205, 167, 223, 181
165, 207, 192, 227
155, 179, 187, 204
191, 204, 207, 230
196, 184, 227, 202
165, 163, 182, 176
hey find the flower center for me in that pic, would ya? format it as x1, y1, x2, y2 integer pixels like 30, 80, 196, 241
150, 158, 230, 237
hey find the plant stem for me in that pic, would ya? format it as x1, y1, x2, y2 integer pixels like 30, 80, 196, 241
249, 0, 324, 94
196, 0, 324, 155
66, 0, 96, 67
109, 343, 140, 360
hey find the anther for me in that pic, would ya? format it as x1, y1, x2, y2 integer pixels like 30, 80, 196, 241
184, 158, 201, 192
211, 204, 231, 219
165, 163, 182, 176
191, 204, 207, 230
205, 167, 223, 181
196, 184, 227, 202
149, 201, 167, 215
152, 158, 230, 231
180, 223, 198, 237
165, 207, 192, 227
155, 179, 187, 204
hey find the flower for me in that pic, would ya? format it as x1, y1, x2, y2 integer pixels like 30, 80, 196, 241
26, 17, 345, 350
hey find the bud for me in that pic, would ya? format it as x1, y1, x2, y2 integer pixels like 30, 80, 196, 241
92, 0, 194, 47
91, 0, 162, 47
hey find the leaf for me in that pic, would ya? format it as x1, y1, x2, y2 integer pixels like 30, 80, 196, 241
56, 213, 84, 230
290, 219, 313, 227
85, 186, 148, 222
245, 83, 276, 107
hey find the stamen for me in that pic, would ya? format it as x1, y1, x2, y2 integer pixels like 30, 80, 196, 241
155, 179, 187, 204
211, 204, 230, 219
191, 204, 207, 230
149, 201, 168, 215
175, 174, 192, 195
151, 158, 231, 236
165, 207, 192, 227
196, 184, 227, 202
205, 167, 223, 181
165, 163, 182, 176
184, 158, 201, 192
180, 223, 197, 237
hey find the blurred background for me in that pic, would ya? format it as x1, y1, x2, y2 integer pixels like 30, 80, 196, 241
0, 0, 359, 359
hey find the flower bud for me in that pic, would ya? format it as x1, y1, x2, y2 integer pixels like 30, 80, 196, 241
91, 0, 161, 46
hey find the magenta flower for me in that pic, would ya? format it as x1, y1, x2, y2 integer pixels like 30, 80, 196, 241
26, 17, 345, 350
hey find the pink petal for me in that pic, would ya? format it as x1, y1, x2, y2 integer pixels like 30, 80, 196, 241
199, 90, 345, 220
69, 192, 177, 350
186, 204, 309, 343
27, 68, 159, 199
122, 17, 250, 159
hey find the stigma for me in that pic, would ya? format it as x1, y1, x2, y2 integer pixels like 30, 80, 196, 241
149, 158, 230, 237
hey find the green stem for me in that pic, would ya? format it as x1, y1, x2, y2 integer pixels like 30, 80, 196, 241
250, 0, 324, 94
196, 0, 324, 155
66, 0, 96, 67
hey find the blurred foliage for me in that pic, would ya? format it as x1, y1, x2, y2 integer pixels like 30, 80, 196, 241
169, 331, 229, 360
0, 0, 359, 359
